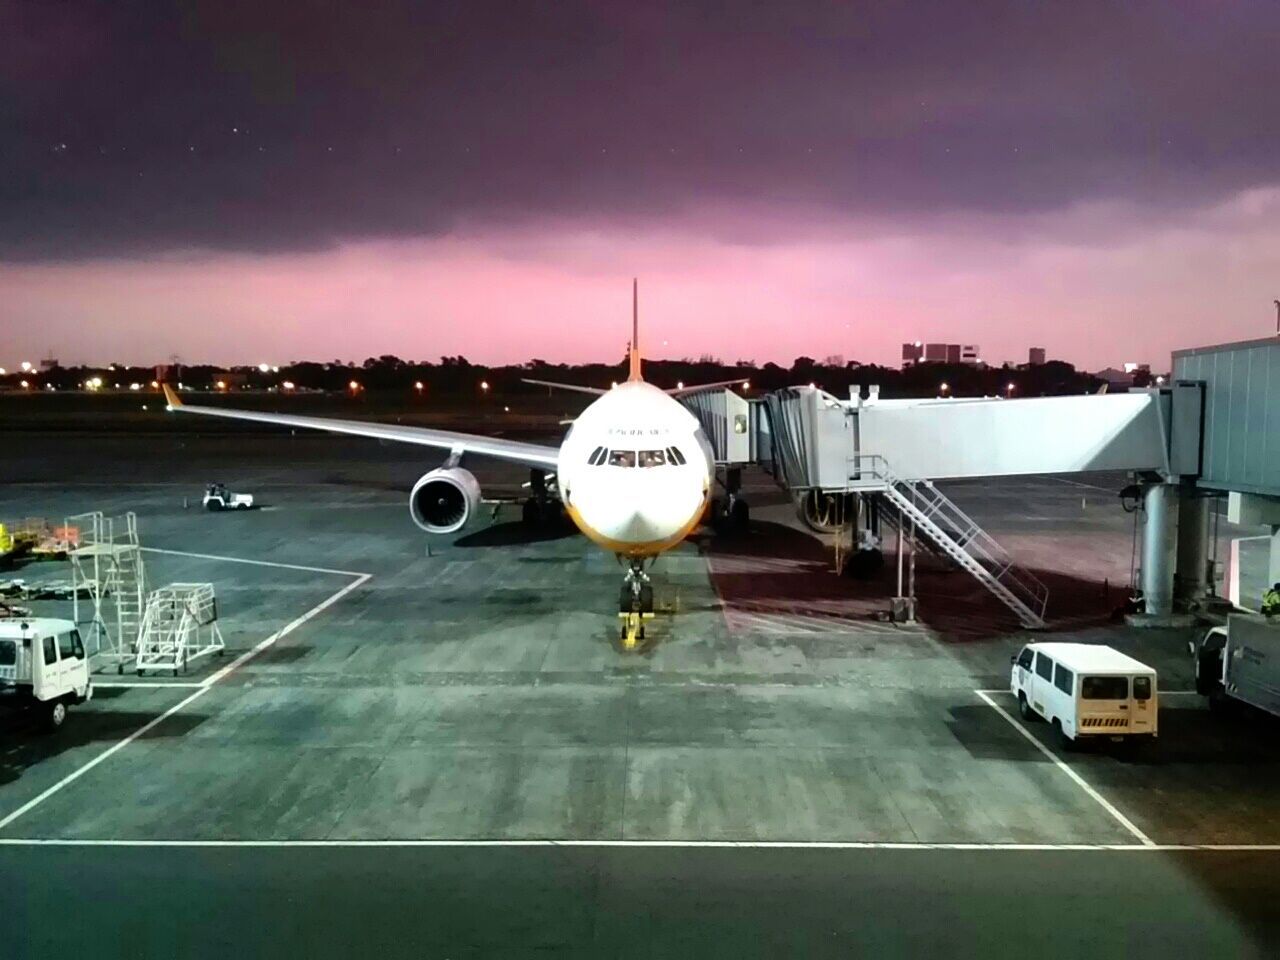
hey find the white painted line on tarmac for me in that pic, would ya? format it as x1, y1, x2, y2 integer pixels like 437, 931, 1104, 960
141, 546, 366, 577
0, 572, 371, 834
1037, 476, 1118, 493
974, 689, 1155, 848
93, 682, 206, 689
0, 837, 1277, 851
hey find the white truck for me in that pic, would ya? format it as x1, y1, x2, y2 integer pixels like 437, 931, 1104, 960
1192, 615, 1280, 718
202, 482, 254, 511
0, 618, 93, 731
1011, 642, 1158, 750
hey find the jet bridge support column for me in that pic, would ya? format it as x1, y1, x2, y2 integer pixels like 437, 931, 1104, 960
1142, 482, 1180, 617
1175, 490, 1210, 605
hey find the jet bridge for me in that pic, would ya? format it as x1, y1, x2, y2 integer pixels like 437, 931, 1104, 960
684, 385, 1200, 628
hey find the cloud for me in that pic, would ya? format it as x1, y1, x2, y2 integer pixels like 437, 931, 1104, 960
4, 186, 1278, 369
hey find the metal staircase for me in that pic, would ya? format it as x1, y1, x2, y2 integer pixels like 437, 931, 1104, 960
135, 583, 224, 675
67, 511, 147, 668
848, 455, 1049, 628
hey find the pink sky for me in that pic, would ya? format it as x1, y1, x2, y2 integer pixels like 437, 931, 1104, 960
4, 190, 1279, 371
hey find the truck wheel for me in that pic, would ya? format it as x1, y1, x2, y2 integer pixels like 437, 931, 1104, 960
1052, 719, 1074, 752
44, 700, 68, 733
639, 584, 654, 614
1018, 693, 1037, 722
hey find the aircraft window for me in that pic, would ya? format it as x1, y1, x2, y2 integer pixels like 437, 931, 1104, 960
608, 450, 637, 468
638, 449, 667, 468
667, 446, 687, 466
588, 446, 606, 465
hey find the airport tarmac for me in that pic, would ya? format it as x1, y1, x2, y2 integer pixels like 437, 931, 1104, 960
3, 431, 1280, 958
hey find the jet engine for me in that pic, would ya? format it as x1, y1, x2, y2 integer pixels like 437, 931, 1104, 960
409, 467, 482, 534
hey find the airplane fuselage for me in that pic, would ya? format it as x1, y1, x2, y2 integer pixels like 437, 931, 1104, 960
557, 381, 715, 558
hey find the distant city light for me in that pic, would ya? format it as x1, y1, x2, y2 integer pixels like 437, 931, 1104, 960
741, 381, 750, 389
19, 380, 30, 389
19, 361, 32, 372
150, 380, 159, 387
940, 382, 950, 393
129, 382, 141, 391
503, 405, 510, 412
1155, 375, 1166, 385
413, 381, 424, 391
86, 376, 103, 391
282, 380, 295, 390
215, 380, 227, 390
1007, 382, 1016, 393
677, 381, 684, 390
257, 363, 270, 373
272, 365, 280, 373
0, 368, 6, 375
348, 380, 360, 391
479, 380, 490, 391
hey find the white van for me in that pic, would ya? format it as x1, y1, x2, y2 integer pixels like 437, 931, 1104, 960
0, 618, 93, 731
1010, 642, 1157, 750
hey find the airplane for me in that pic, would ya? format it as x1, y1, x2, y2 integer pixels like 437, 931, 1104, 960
161, 281, 746, 646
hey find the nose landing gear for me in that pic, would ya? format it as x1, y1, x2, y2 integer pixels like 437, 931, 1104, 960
618, 559, 655, 650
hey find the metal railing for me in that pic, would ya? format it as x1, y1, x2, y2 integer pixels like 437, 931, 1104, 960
848, 455, 1049, 628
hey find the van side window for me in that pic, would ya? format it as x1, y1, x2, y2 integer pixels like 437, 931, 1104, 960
1017, 647, 1034, 670
1054, 664, 1074, 695
1133, 676, 1152, 701
58, 631, 77, 660
1035, 653, 1054, 681
42, 634, 58, 666
71, 630, 85, 660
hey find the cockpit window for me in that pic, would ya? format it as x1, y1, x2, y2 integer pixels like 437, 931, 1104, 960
607, 450, 637, 468
588, 446, 607, 465
638, 449, 666, 468
666, 446, 687, 466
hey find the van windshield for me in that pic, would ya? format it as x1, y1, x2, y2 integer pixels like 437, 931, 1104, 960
1081, 676, 1128, 700
0, 640, 14, 666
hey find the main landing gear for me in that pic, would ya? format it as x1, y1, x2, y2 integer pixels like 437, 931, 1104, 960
618, 558, 655, 650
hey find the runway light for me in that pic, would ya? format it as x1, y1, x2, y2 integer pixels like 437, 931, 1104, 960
19, 379, 30, 389
413, 381, 424, 391
150, 380, 159, 388
349, 380, 360, 391
741, 381, 750, 389
272, 365, 280, 373
129, 382, 141, 391
215, 380, 227, 390
503, 405, 510, 412
677, 381, 684, 390
479, 380, 490, 392
257, 363, 270, 373
0, 367, 6, 375
1007, 382, 1016, 394
282, 380, 295, 390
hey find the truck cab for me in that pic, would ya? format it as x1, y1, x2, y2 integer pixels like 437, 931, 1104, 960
0, 618, 93, 731
1011, 641, 1157, 750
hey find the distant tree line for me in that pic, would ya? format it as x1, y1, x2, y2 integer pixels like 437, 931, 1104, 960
2, 354, 1111, 399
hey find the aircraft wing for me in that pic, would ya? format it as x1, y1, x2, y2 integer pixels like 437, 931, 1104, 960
162, 385, 560, 469
521, 378, 607, 395
666, 380, 748, 397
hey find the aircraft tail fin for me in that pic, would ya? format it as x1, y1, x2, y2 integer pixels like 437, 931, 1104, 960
628, 278, 642, 382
